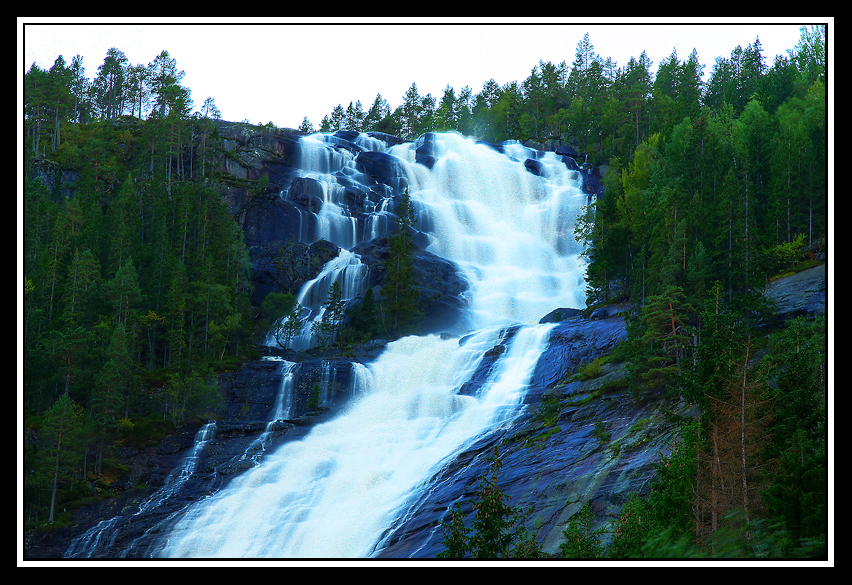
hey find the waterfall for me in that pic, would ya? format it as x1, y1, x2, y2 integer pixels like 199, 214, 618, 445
268, 249, 369, 351
154, 131, 587, 558
241, 360, 297, 464
64, 422, 217, 558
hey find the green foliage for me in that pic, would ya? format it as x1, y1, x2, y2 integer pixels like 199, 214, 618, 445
606, 493, 652, 558
311, 281, 345, 349
437, 448, 548, 559
436, 507, 470, 559
306, 383, 322, 412
534, 394, 563, 428
762, 316, 826, 543
770, 233, 807, 274
572, 354, 611, 381
381, 188, 422, 338
647, 420, 700, 537
23, 49, 258, 528
260, 291, 301, 350
592, 419, 610, 443
558, 502, 606, 559
36, 393, 87, 524
345, 286, 379, 342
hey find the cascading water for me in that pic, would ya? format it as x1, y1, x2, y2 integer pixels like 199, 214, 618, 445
154, 131, 588, 558
64, 422, 217, 558
241, 360, 297, 464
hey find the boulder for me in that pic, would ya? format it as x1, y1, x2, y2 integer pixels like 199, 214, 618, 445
288, 176, 327, 214
324, 133, 364, 154
457, 326, 521, 396
355, 149, 409, 192
528, 313, 628, 391
581, 167, 606, 198
539, 307, 585, 324
366, 131, 407, 147
415, 132, 439, 169
523, 158, 545, 176
561, 155, 580, 171
556, 144, 579, 158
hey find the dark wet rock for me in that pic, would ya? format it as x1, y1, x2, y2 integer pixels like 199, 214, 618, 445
539, 307, 585, 324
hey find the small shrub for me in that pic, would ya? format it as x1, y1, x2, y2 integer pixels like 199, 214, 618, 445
307, 383, 322, 411
572, 355, 612, 381
593, 419, 610, 443
534, 395, 562, 427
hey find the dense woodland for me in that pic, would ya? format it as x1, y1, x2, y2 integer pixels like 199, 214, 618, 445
23, 26, 827, 558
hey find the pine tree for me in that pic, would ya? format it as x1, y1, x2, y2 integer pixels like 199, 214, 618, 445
311, 281, 344, 349
692, 338, 775, 549
104, 257, 142, 327
298, 116, 314, 133
40, 393, 85, 523
763, 316, 826, 542
558, 502, 606, 558
346, 286, 379, 342
381, 188, 422, 338
402, 83, 422, 139
627, 284, 692, 398
437, 447, 546, 559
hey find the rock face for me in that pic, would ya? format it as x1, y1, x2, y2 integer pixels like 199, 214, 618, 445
351, 232, 471, 337
765, 263, 826, 325
249, 238, 339, 306
26, 261, 828, 559
374, 311, 696, 557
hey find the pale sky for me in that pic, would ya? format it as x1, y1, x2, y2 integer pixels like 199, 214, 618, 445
20, 17, 827, 131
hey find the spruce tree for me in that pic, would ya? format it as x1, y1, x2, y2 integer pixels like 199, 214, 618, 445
40, 393, 85, 523
381, 188, 422, 338
437, 447, 546, 559
558, 502, 606, 559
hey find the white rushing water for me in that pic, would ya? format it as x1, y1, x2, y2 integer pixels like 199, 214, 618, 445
156, 131, 588, 558
65, 422, 217, 558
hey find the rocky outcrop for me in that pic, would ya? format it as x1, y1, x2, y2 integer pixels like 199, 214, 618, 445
374, 310, 697, 557
351, 232, 471, 337
523, 137, 606, 199
249, 238, 339, 306
765, 263, 826, 326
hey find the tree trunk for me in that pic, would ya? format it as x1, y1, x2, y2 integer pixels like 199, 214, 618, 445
48, 426, 65, 524
740, 340, 750, 523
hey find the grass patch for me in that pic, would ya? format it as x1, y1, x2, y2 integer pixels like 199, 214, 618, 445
567, 389, 600, 406
524, 426, 562, 449
119, 415, 175, 449
769, 258, 824, 281
628, 418, 651, 435
572, 355, 613, 381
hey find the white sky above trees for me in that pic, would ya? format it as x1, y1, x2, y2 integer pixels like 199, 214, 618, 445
20, 17, 824, 130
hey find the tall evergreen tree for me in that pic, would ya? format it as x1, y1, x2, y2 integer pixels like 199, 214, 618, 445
39, 393, 85, 523
381, 188, 421, 338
